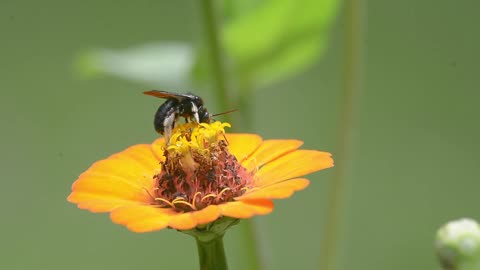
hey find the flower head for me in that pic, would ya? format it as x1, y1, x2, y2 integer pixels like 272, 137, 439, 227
68, 121, 333, 232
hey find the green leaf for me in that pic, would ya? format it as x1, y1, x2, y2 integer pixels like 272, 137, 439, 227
74, 42, 194, 88
223, 0, 262, 19
222, 0, 339, 87
246, 30, 328, 87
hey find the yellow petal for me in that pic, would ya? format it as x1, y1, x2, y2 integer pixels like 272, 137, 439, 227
236, 178, 310, 200
77, 144, 158, 189
68, 192, 142, 212
191, 205, 221, 225
168, 212, 198, 230
255, 150, 333, 186
225, 134, 262, 162
218, 199, 274, 218
150, 137, 167, 161
126, 216, 171, 233
68, 144, 158, 207
111, 205, 175, 233
242, 139, 303, 172
72, 173, 152, 202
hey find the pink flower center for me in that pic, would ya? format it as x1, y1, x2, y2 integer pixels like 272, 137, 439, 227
152, 140, 254, 212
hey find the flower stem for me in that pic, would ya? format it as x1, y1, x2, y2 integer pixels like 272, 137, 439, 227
236, 75, 254, 130
199, 2, 263, 270
237, 220, 263, 270
196, 235, 228, 270
235, 74, 263, 269
199, 0, 231, 120
320, 0, 365, 269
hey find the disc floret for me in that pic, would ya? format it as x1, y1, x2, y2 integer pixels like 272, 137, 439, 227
153, 121, 254, 212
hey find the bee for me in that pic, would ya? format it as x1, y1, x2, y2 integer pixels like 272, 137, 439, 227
143, 90, 210, 139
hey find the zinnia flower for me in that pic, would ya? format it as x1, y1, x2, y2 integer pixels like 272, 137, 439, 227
67, 121, 333, 233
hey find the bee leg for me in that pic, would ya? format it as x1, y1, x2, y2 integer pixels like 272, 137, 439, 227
222, 133, 229, 145
190, 102, 200, 123
163, 113, 176, 143
164, 127, 172, 143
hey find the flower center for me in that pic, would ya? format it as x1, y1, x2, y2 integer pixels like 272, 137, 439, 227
151, 122, 254, 212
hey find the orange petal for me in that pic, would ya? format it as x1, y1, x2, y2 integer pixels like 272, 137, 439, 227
236, 178, 310, 200
225, 134, 262, 162
168, 212, 198, 230
68, 192, 142, 212
218, 199, 274, 218
255, 150, 333, 186
191, 205, 221, 225
150, 137, 166, 161
242, 139, 303, 172
72, 173, 152, 202
76, 144, 158, 189
111, 205, 176, 233
69, 144, 159, 206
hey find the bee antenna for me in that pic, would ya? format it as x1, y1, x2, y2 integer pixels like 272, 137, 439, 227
211, 109, 238, 122
211, 109, 238, 117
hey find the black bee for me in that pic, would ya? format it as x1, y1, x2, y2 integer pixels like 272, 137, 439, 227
143, 90, 210, 139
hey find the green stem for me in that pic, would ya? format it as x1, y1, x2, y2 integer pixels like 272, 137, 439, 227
200, 0, 231, 120
236, 74, 254, 130
238, 220, 263, 270
235, 71, 263, 270
196, 235, 228, 270
320, 0, 365, 270
199, 2, 263, 270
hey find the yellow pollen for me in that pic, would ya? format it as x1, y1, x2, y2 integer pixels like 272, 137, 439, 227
152, 120, 254, 213
165, 121, 231, 157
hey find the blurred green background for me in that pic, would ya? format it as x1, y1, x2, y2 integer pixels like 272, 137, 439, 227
1, 1, 479, 269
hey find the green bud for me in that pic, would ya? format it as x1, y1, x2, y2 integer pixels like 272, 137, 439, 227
436, 218, 480, 270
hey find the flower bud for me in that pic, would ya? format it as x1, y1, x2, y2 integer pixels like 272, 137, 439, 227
436, 218, 480, 270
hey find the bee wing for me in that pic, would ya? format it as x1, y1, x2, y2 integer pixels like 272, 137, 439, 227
143, 90, 196, 101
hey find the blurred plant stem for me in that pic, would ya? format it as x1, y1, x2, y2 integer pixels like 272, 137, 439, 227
200, 0, 231, 120
237, 74, 254, 130
196, 236, 228, 270
199, 1, 263, 270
320, 0, 365, 270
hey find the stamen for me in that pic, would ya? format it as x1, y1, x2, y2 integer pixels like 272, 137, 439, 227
242, 187, 259, 193
172, 200, 196, 211
248, 158, 259, 174
192, 191, 202, 209
155, 197, 175, 208
143, 187, 156, 201
151, 121, 254, 213
201, 194, 217, 202
217, 187, 231, 198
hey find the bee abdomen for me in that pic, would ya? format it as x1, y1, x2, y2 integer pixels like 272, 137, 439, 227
154, 99, 179, 134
